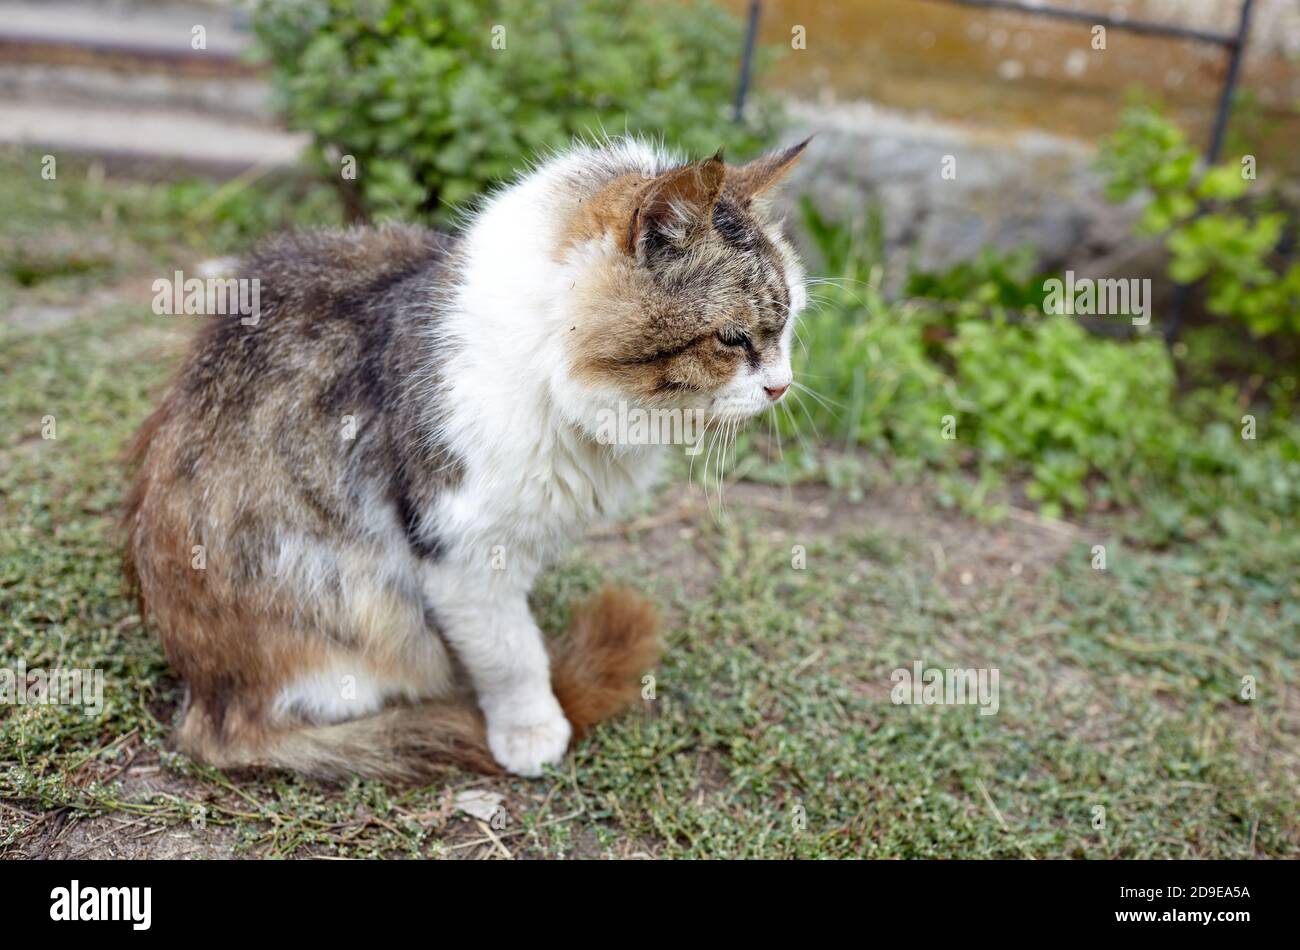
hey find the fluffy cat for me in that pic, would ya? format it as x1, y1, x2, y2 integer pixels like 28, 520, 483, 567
124, 136, 809, 778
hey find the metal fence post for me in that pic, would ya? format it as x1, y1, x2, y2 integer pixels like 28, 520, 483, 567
1165, 0, 1255, 344
733, 1, 761, 123
1207, 0, 1255, 165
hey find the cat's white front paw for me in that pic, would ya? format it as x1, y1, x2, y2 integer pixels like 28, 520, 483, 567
486, 701, 572, 777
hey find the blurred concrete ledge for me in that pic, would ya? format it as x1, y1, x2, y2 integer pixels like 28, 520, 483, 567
0, 0, 302, 171
781, 99, 1159, 296
0, 101, 307, 172
0, 0, 251, 57
0, 59, 273, 121
0, 32, 255, 76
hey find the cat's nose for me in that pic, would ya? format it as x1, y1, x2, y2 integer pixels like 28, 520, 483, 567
764, 384, 789, 401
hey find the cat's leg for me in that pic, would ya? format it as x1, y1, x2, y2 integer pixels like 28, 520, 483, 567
259, 537, 459, 725
422, 566, 570, 776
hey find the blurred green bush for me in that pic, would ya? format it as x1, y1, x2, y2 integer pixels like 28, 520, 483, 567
775, 199, 1300, 535
253, 0, 779, 223
1097, 103, 1300, 337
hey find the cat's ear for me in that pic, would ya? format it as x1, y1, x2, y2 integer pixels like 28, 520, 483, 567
626, 151, 726, 255
726, 137, 812, 206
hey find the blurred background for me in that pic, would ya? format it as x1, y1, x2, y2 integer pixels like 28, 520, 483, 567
1, 1, 1296, 858
2, 0, 1298, 531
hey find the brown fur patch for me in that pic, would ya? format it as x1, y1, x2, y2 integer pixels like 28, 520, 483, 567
558, 171, 646, 254
551, 585, 661, 738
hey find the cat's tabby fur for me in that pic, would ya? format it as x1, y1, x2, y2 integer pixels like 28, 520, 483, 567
124, 137, 808, 779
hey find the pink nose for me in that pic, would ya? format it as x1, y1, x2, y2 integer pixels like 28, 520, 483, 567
764, 384, 789, 401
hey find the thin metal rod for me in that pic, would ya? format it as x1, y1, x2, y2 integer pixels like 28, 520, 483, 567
916, 0, 1237, 47
733, 1, 761, 122
1207, 0, 1255, 162
1165, 0, 1255, 344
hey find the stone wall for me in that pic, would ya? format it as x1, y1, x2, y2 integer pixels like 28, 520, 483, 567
780, 99, 1158, 291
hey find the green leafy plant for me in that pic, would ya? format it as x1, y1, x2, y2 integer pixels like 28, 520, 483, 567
253, 0, 780, 223
1097, 104, 1300, 336
950, 314, 1178, 517
787, 199, 957, 464
777, 202, 1300, 526
905, 245, 1048, 312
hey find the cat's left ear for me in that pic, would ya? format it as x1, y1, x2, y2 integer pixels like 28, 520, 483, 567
726, 137, 812, 206
626, 151, 726, 255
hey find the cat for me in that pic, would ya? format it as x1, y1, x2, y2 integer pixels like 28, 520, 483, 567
123, 136, 809, 779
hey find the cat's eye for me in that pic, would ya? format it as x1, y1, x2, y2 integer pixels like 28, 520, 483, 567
715, 329, 753, 350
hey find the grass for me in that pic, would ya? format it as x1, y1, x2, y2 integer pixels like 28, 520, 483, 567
1, 151, 1297, 858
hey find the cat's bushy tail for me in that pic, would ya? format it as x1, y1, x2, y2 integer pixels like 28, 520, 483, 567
199, 586, 660, 782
